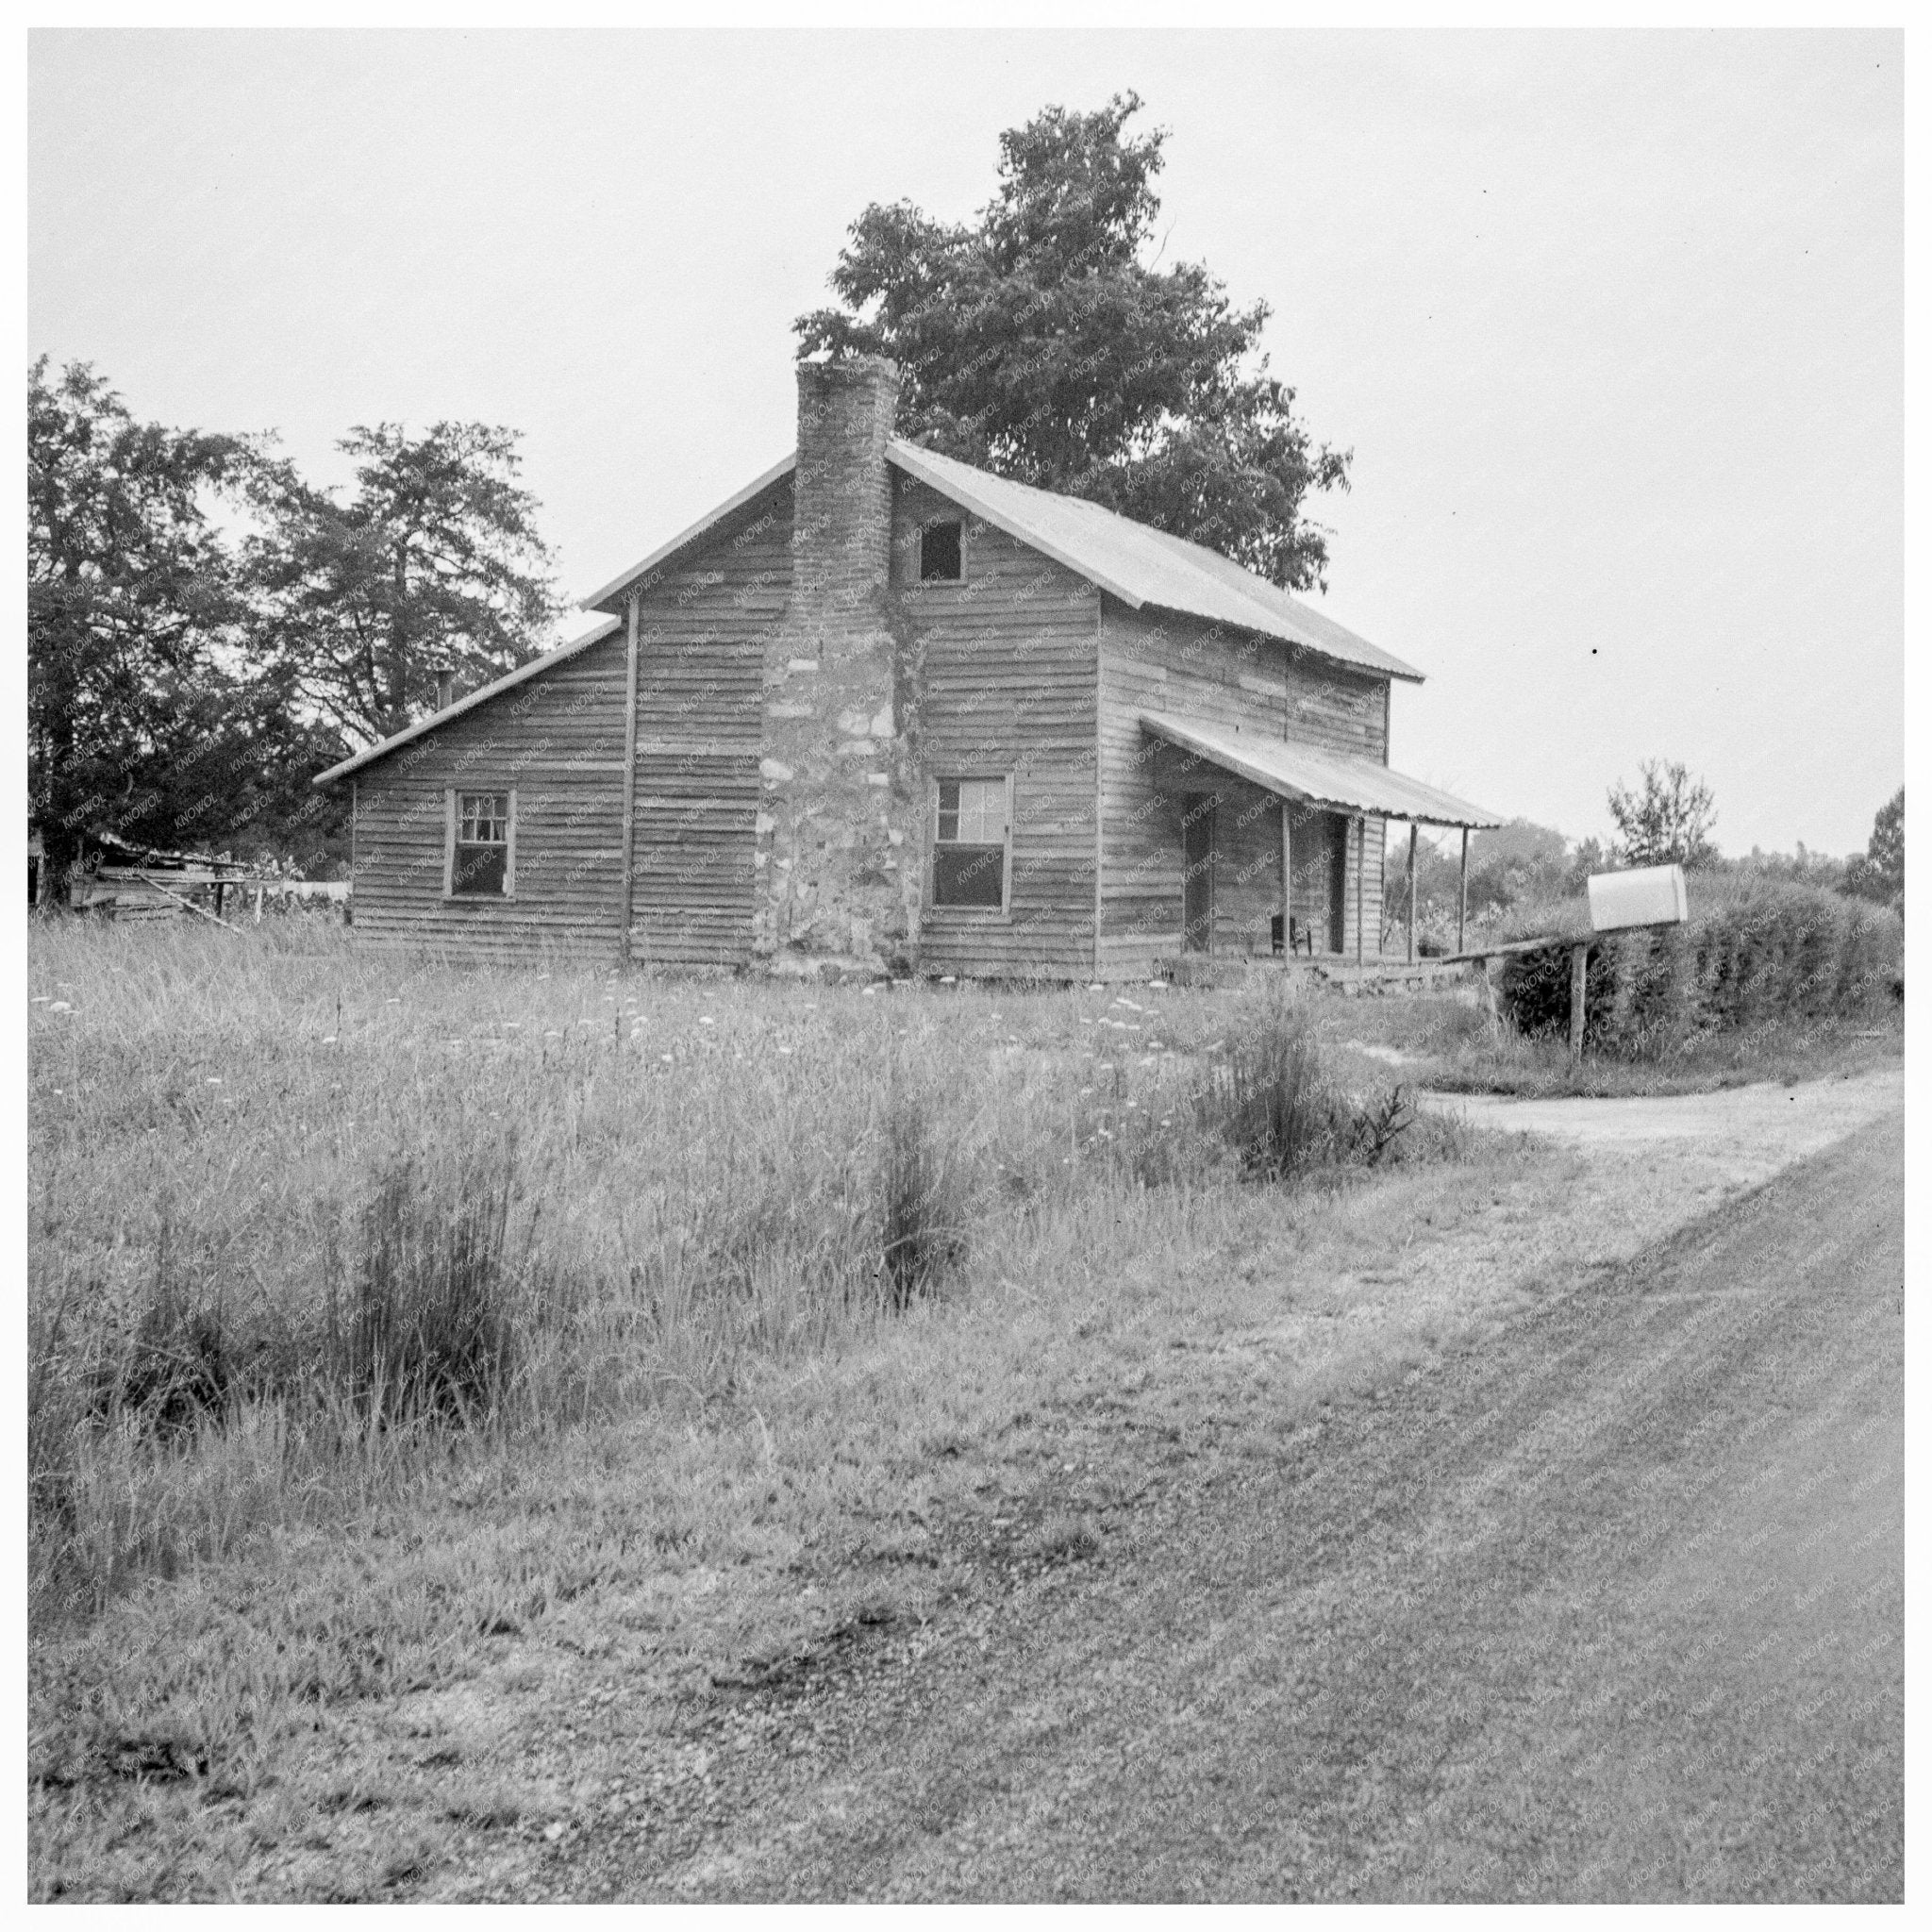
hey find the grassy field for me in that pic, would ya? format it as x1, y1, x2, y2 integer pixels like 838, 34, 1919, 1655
25, 914, 1902, 1899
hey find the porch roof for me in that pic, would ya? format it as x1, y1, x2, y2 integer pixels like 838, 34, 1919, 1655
1141, 714, 1503, 830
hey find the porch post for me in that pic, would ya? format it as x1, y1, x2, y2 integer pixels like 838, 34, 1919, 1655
1457, 826, 1470, 955
1407, 821, 1418, 966
1279, 801, 1292, 958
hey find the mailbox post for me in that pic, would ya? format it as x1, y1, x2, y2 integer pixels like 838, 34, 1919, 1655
1571, 863, 1691, 1063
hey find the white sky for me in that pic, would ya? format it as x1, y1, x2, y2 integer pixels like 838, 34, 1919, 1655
27, 28, 1903, 856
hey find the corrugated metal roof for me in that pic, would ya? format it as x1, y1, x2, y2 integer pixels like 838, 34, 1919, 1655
311, 614, 625, 786
1141, 713, 1501, 828
320, 432, 1430, 787
889, 441, 1424, 685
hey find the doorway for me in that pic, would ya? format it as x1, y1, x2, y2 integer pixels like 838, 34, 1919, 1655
1181, 793, 1215, 953
1288, 808, 1350, 955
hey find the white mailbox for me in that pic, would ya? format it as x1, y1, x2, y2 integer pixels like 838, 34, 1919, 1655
1587, 863, 1689, 933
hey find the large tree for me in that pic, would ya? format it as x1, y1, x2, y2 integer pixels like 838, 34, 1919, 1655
1843, 787, 1904, 911
252, 422, 562, 746
1607, 760, 1719, 869
27, 358, 342, 881
795, 92, 1351, 591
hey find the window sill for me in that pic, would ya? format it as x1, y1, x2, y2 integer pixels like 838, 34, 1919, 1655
924, 905, 1013, 924
442, 892, 518, 904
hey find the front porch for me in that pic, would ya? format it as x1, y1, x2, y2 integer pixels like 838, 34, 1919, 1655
1144, 713, 1504, 972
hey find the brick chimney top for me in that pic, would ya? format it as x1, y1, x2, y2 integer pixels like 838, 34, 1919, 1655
794, 355, 900, 491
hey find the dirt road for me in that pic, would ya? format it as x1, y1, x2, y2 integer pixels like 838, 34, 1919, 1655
535, 1104, 1903, 1902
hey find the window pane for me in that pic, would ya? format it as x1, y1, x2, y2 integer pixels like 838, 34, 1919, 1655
459, 793, 508, 844
958, 779, 1005, 844
932, 843, 1004, 908
453, 842, 508, 896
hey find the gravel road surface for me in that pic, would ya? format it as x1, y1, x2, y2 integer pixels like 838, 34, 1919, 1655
531, 1102, 1902, 1902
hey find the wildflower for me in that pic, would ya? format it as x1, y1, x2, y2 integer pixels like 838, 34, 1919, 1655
30, 996, 49, 1005
698, 1016, 715, 1026
660, 1054, 674, 1063
207, 1077, 223, 1086
504, 1021, 522, 1029
385, 998, 401, 1006
321, 1035, 338, 1045
1113, 997, 1143, 1011
777, 1045, 792, 1056
47, 1000, 71, 1013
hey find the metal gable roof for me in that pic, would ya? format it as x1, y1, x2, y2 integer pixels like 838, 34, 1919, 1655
314, 433, 1428, 789
1141, 713, 1501, 829
310, 613, 624, 786
887, 441, 1425, 684
584, 455, 796, 613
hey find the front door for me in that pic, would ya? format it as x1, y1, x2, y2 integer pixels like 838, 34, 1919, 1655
1182, 793, 1215, 953
1288, 808, 1349, 955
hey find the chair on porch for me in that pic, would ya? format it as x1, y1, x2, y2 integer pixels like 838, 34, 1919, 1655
1270, 914, 1315, 958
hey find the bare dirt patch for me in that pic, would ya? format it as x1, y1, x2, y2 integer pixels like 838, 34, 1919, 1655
1417, 1066, 1903, 1191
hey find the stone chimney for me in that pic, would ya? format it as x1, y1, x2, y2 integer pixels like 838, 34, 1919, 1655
755, 356, 920, 975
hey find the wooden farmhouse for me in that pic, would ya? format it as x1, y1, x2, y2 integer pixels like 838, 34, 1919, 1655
316, 355, 1499, 980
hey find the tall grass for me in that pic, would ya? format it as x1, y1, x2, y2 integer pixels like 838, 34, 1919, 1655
29, 920, 1460, 1619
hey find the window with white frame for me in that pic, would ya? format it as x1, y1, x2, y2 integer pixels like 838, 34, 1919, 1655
450, 790, 513, 896
932, 776, 1008, 909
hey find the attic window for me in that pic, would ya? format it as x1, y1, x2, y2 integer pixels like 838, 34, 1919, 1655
919, 520, 963, 583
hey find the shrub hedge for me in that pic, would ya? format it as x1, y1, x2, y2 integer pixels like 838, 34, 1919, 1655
1496, 875, 1903, 1058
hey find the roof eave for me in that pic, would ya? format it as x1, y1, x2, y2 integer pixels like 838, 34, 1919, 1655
582, 453, 796, 614
1141, 712, 1501, 829
886, 441, 1149, 610
310, 614, 624, 787
1134, 598, 1425, 686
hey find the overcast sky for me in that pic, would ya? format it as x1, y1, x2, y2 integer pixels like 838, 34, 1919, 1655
28, 29, 1902, 856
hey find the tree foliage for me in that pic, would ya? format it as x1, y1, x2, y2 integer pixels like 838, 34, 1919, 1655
251, 421, 562, 746
795, 92, 1351, 591
1843, 787, 1904, 911
1607, 760, 1719, 869
27, 358, 344, 876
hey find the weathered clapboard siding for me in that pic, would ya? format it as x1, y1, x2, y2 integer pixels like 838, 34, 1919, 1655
1096, 597, 1388, 975
894, 476, 1100, 979
350, 483, 787, 967
625, 480, 789, 965
350, 622, 633, 963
